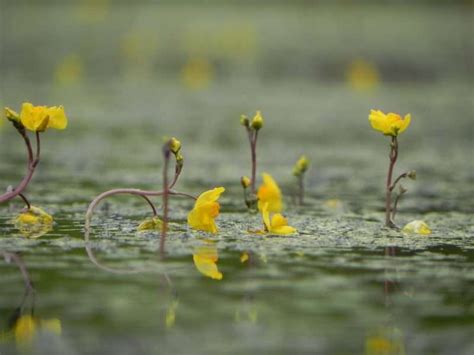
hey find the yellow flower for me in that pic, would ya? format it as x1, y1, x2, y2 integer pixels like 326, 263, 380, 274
20, 102, 68, 132
187, 187, 225, 233
250, 110, 264, 130
14, 206, 53, 238
293, 155, 310, 176
369, 110, 411, 137
257, 173, 282, 213
261, 202, 296, 235
402, 220, 431, 235
137, 216, 163, 232
193, 245, 223, 280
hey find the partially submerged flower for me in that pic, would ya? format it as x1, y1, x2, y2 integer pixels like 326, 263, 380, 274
369, 110, 411, 136
14, 206, 53, 238
187, 187, 225, 233
402, 220, 431, 235
257, 173, 282, 213
192, 245, 223, 280
261, 202, 296, 235
137, 216, 163, 232
20, 102, 68, 132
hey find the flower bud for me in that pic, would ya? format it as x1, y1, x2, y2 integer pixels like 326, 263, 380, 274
293, 155, 310, 176
241, 176, 251, 189
407, 170, 416, 180
169, 137, 181, 154
176, 152, 184, 166
240, 115, 249, 127
398, 184, 407, 194
4, 107, 20, 123
250, 111, 263, 130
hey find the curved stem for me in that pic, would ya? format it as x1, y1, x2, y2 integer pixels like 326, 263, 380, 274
0, 131, 38, 204
298, 175, 304, 206
250, 130, 258, 194
389, 172, 408, 192
84, 188, 195, 274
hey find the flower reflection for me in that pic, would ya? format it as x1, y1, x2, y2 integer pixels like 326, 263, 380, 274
0, 252, 61, 351
192, 243, 223, 280
365, 327, 405, 355
13, 206, 53, 238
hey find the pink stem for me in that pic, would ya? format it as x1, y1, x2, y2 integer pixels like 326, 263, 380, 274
385, 136, 398, 227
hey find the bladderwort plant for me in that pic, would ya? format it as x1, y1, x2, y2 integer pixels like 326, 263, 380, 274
369, 110, 416, 228
1, 103, 68, 229
292, 155, 310, 206
240, 110, 263, 209
84, 137, 225, 261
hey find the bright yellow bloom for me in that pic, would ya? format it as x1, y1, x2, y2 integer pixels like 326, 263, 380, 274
402, 220, 431, 235
187, 187, 225, 233
13, 315, 61, 349
240, 252, 249, 263
137, 216, 163, 231
257, 173, 282, 213
193, 245, 223, 280
14, 206, 53, 238
293, 155, 310, 176
369, 110, 411, 137
250, 110, 264, 130
20, 102, 68, 132
261, 203, 296, 235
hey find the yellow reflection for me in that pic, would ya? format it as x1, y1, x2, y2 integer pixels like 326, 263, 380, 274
181, 57, 213, 90
346, 58, 380, 91
54, 54, 84, 86
165, 299, 179, 329
193, 244, 223, 280
14, 315, 62, 351
365, 327, 405, 355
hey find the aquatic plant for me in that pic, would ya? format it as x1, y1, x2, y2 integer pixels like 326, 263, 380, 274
292, 155, 310, 205
369, 109, 416, 228
0, 103, 68, 227
257, 173, 283, 213
85, 138, 224, 257
240, 110, 263, 209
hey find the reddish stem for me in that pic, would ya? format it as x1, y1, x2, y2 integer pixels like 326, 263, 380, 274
385, 136, 398, 227
161, 149, 170, 256
298, 175, 304, 206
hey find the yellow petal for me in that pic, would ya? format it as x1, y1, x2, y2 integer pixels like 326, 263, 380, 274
271, 213, 289, 229
368, 110, 388, 134
271, 225, 297, 235
257, 173, 282, 213
46, 105, 68, 130
398, 113, 411, 134
195, 187, 225, 207
261, 202, 271, 231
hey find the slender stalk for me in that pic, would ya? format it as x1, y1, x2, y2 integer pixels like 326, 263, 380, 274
391, 191, 404, 220
250, 130, 258, 194
2, 252, 35, 292
18, 193, 31, 210
298, 175, 304, 206
161, 149, 171, 256
385, 136, 398, 228
0, 131, 38, 204
390, 172, 407, 192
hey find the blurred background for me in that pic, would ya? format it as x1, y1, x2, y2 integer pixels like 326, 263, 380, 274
1, 1, 472, 187
1, 2, 474, 355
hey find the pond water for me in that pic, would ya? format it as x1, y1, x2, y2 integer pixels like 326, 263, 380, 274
1, 3, 473, 355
